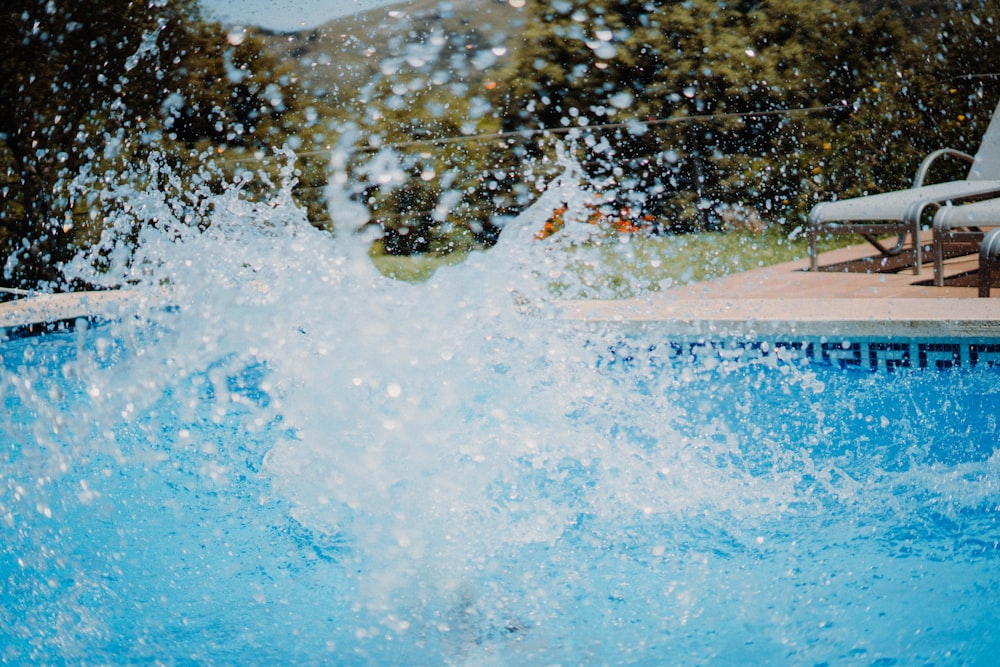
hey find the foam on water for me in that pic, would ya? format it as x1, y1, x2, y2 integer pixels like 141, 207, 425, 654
2, 154, 1000, 664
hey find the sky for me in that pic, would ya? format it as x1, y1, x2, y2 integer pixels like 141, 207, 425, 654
199, 0, 396, 32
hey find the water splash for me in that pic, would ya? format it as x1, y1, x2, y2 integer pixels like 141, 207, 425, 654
3, 150, 1000, 664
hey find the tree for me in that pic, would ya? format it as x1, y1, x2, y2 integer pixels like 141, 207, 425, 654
911, 0, 1000, 153
489, 0, 918, 230
327, 7, 519, 256
0, 0, 319, 288
806, 0, 1000, 214
0, 0, 193, 284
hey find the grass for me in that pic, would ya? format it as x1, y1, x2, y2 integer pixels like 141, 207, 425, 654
370, 227, 853, 299
370, 246, 472, 282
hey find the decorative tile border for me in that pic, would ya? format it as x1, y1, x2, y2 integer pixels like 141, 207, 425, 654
8, 325, 1000, 373
597, 337, 1000, 372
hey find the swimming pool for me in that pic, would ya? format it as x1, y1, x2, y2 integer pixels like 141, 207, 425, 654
3, 313, 998, 664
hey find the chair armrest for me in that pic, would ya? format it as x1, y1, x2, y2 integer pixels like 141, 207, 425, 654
913, 148, 975, 187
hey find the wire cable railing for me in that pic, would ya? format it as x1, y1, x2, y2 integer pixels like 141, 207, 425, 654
292, 103, 849, 156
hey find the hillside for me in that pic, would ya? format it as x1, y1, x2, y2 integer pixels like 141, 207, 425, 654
259, 0, 955, 113
262, 0, 526, 107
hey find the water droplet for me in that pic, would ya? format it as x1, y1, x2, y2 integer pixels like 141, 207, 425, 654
226, 27, 246, 46
610, 91, 633, 109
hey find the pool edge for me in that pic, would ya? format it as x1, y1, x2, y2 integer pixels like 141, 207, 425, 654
559, 297, 1000, 339
0, 290, 152, 339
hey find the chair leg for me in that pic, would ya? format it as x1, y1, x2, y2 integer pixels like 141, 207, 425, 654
979, 259, 993, 297
808, 228, 818, 271
933, 232, 945, 287
904, 202, 929, 276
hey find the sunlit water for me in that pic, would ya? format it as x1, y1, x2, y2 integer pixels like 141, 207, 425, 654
2, 164, 999, 665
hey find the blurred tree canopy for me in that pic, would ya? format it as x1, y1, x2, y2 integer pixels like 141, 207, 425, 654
486, 0, 903, 230
351, 0, 1000, 246
482, 0, 1000, 231
2, 0, 998, 284
322, 6, 522, 256
0, 0, 323, 289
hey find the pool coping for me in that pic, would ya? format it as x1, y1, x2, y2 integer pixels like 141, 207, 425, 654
0, 290, 151, 338
4, 289, 999, 342
561, 235, 1000, 340
559, 297, 1000, 339
3, 235, 1000, 343
3, 291, 999, 339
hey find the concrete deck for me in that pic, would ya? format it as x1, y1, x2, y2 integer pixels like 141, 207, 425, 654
2, 237, 999, 341
0, 289, 153, 333
563, 236, 1000, 338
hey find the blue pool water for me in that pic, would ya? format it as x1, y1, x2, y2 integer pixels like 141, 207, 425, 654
3, 321, 999, 665
1, 165, 998, 664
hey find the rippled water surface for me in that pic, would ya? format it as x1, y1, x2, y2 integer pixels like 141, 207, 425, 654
2, 177, 999, 665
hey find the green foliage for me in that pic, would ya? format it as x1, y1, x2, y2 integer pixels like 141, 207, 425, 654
349, 78, 509, 254
805, 0, 1000, 216
0, 0, 322, 288
324, 7, 525, 256
0, 0, 189, 284
4, 0, 999, 284
488, 0, 928, 232
317, 0, 1000, 257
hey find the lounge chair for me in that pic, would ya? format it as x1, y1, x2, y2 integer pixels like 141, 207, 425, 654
933, 197, 1000, 287
808, 101, 1000, 275
980, 227, 1000, 297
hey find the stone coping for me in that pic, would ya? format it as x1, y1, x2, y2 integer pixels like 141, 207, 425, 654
3, 286, 1000, 343
0, 290, 149, 334
559, 296, 1000, 339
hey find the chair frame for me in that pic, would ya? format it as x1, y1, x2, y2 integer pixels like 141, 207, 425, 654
809, 150, 1000, 276
808, 102, 1000, 277
933, 202, 999, 287
932, 197, 1000, 291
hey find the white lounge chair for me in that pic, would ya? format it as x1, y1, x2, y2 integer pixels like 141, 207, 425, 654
808, 101, 1000, 275
933, 197, 1000, 287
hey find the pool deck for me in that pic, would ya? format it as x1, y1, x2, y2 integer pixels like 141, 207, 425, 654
2, 237, 1000, 340
562, 235, 1000, 339
0, 289, 158, 335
